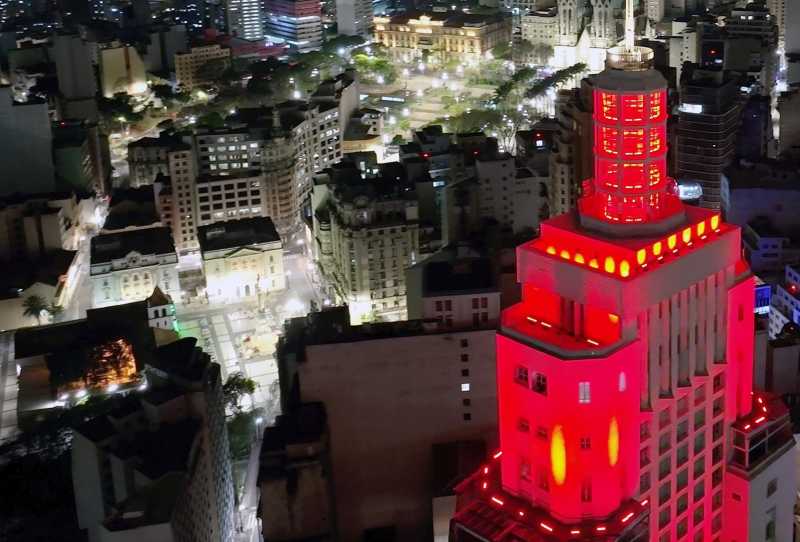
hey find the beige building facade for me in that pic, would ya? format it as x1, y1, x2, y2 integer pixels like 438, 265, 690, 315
373, 11, 511, 64
175, 44, 231, 89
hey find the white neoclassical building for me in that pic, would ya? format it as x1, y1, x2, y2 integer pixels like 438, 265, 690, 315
197, 217, 285, 304
90, 227, 179, 308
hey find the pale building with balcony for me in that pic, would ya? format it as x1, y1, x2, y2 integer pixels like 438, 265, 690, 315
90, 227, 179, 308
198, 217, 285, 303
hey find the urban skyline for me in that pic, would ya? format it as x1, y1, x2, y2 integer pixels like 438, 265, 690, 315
0, 0, 799, 541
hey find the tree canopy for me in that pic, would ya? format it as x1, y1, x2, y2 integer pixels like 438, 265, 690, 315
222, 372, 257, 413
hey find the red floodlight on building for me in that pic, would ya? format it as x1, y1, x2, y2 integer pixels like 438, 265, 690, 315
449, 2, 795, 541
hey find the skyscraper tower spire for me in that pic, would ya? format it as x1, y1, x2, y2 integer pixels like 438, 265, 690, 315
624, 0, 635, 50
448, 1, 797, 538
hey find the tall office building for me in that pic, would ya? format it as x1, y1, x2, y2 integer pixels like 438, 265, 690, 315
675, 67, 741, 210
0, 87, 55, 196
225, 0, 264, 41
264, 0, 323, 52
335, 0, 371, 36
52, 32, 97, 100
450, 8, 795, 542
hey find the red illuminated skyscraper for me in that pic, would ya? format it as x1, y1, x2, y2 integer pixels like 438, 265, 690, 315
449, 4, 796, 541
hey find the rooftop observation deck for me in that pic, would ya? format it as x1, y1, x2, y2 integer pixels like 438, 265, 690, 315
451, 452, 648, 542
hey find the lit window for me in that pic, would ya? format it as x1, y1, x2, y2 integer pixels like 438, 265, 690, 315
619, 372, 627, 392
600, 92, 618, 121
597, 159, 619, 189
622, 129, 645, 157
648, 162, 664, 188
622, 163, 645, 188
622, 94, 645, 122
579, 382, 591, 404
599, 126, 619, 156
649, 91, 664, 120
649, 127, 663, 153
461, 383, 470, 392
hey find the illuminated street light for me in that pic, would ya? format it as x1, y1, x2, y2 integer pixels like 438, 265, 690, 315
293, 89, 301, 99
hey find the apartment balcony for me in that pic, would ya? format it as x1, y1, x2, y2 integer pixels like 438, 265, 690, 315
729, 393, 794, 478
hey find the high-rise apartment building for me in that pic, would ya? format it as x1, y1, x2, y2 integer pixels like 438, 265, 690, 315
766, 0, 785, 50
335, 0, 371, 36
52, 32, 97, 100
277, 306, 498, 541
645, 0, 665, 25
264, 0, 323, 52
450, 20, 795, 542
549, 83, 594, 216
225, 0, 264, 41
0, 87, 55, 196
311, 165, 420, 322
675, 67, 741, 210
175, 44, 231, 89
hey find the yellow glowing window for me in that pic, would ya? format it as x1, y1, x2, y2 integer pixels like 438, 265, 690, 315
668, 234, 677, 249
649, 91, 663, 120
622, 163, 645, 189
652, 241, 662, 256
622, 129, 645, 157
620, 260, 630, 278
604, 256, 616, 274
600, 126, 619, 156
648, 163, 662, 187
551, 425, 566, 485
697, 221, 706, 236
636, 249, 646, 265
608, 417, 619, 467
622, 95, 645, 122
601, 92, 618, 121
648, 128, 663, 153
